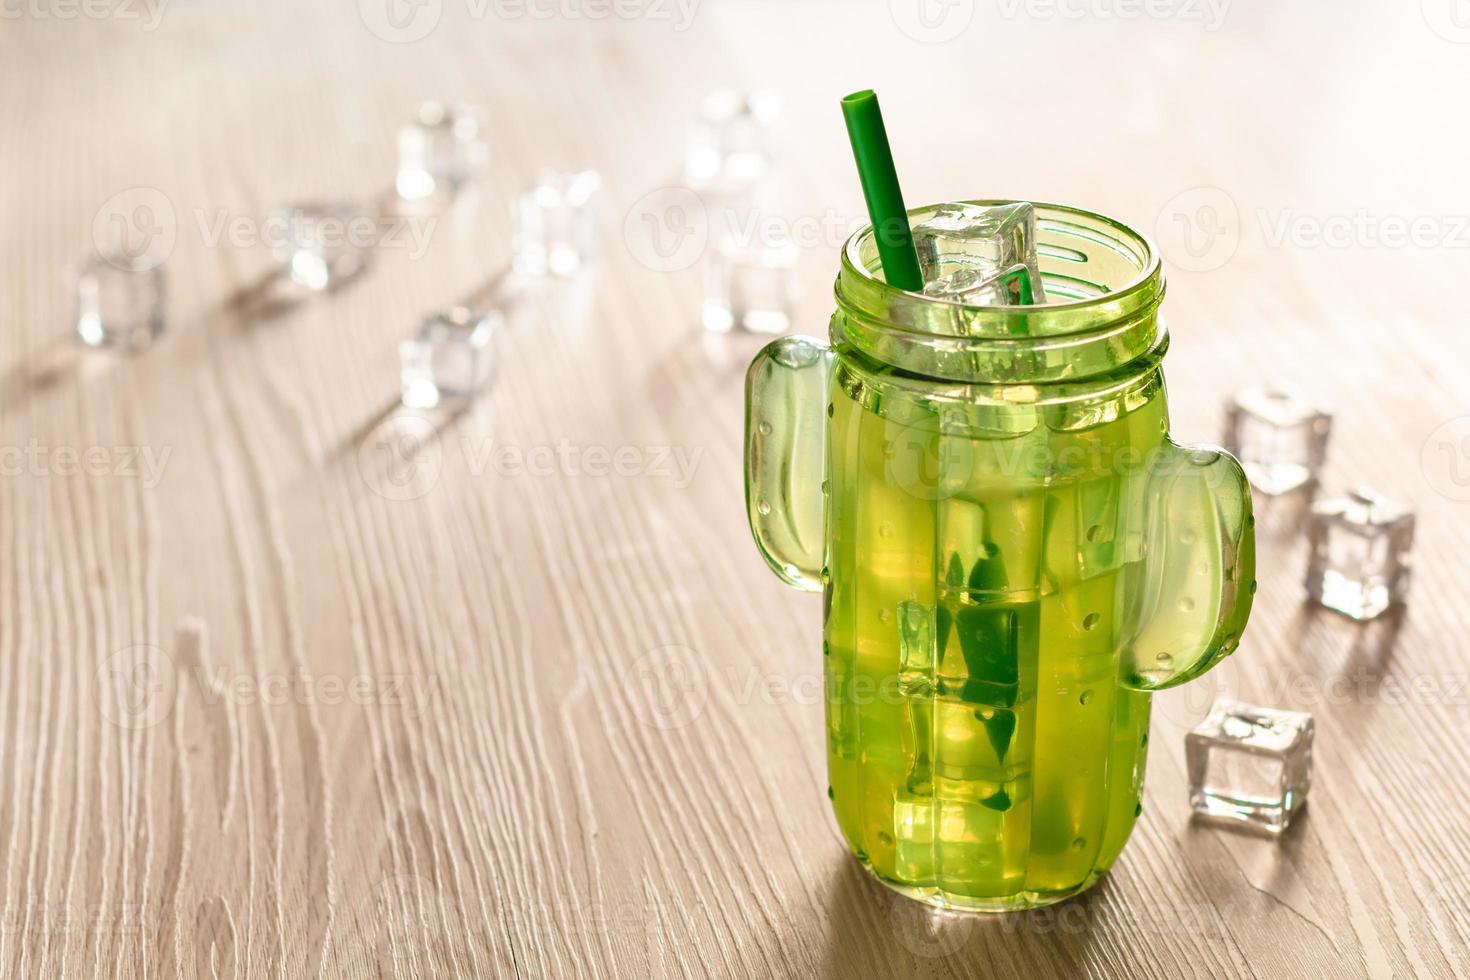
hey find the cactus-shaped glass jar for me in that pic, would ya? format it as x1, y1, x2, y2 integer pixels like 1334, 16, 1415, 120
745, 202, 1256, 911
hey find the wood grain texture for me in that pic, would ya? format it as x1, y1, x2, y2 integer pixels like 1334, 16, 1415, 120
2, 1, 1469, 976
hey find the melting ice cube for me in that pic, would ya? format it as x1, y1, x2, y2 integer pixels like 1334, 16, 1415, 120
512, 170, 602, 277
1223, 387, 1333, 496
396, 101, 487, 203
684, 90, 780, 193
399, 306, 500, 409
76, 252, 166, 352
1186, 699, 1313, 834
1305, 487, 1415, 620
912, 202, 1046, 305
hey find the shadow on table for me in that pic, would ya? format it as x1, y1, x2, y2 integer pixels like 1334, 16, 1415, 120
320, 262, 523, 475
325, 395, 476, 499
223, 268, 307, 324
1286, 594, 1408, 698
1253, 481, 1318, 538
643, 327, 772, 421
817, 856, 1106, 977
0, 340, 80, 414
1339, 602, 1407, 668
1324, 603, 1408, 721
0, 338, 132, 419
1182, 797, 1318, 929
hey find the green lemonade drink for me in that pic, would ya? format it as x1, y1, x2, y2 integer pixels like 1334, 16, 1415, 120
746, 203, 1256, 911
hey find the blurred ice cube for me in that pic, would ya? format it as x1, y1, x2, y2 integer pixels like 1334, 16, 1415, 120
1187, 699, 1313, 835
702, 237, 797, 334
913, 202, 1046, 305
685, 91, 780, 194
512, 170, 602, 277
271, 201, 373, 291
400, 306, 500, 409
1224, 387, 1332, 496
396, 101, 487, 203
76, 252, 166, 352
1305, 487, 1414, 620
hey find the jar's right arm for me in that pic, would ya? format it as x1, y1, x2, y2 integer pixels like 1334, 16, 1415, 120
1120, 441, 1256, 691
744, 336, 833, 593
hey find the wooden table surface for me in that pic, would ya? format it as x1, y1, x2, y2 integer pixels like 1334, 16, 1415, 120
4, 1, 1470, 977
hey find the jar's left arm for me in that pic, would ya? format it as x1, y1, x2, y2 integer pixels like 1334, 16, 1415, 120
744, 336, 833, 593
1120, 440, 1256, 692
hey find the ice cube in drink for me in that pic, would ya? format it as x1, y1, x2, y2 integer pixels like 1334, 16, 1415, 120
912, 202, 1047, 305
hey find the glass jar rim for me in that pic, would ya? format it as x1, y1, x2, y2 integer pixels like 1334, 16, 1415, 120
838, 199, 1162, 321
831, 201, 1167, 384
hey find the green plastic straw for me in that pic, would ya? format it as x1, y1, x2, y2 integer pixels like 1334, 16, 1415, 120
841, 90, 923, 292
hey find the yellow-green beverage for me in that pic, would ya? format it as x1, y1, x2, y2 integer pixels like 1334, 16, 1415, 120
746, 203, 1255, 911
823, 351, 1161, 906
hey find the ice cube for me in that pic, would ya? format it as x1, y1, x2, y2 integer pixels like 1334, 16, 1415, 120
702, 238, 798, 334
76, 252, 166, 352
1305, 488, 1414, 620
1186, 699, 1313, 835
1223, 387, 1332, 496
892, 792, 1006, 885
512, 170, 602, 277
396, 101, 487, 203
912, 202, 1046, 305
684, 90, 780, 193
399, 306, 500, 409
271, 202, 373, 291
